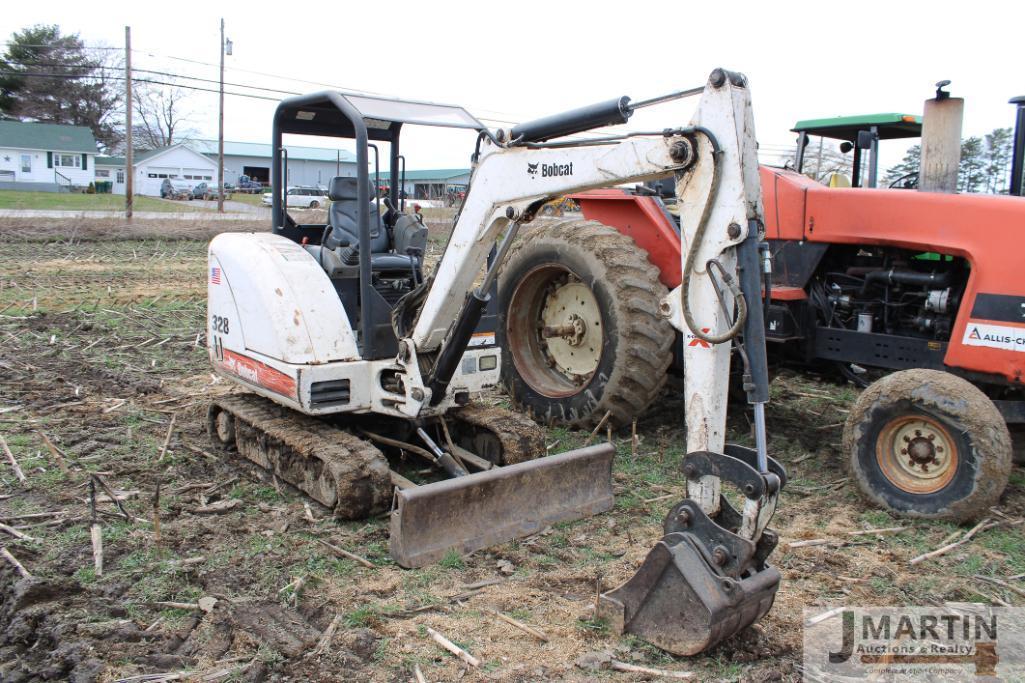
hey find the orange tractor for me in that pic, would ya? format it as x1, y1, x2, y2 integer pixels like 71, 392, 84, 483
498, 96, 1025, 522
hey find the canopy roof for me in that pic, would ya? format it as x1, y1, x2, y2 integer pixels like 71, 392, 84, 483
275, 91, 484, 142
792, 113, 922, 141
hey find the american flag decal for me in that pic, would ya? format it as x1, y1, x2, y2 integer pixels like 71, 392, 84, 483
210, 266, 221, 284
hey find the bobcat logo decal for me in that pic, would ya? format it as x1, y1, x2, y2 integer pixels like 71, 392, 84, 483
527, 162, 539, 177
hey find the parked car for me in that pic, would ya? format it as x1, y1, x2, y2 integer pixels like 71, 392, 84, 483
160, 179, 193, 200
262, 186, 329, 208
190, 182, 231, 200
236, 174, 264, 193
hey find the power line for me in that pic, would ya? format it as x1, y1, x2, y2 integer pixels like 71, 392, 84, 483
0, 70, 281, 102
4, 60, 302, 97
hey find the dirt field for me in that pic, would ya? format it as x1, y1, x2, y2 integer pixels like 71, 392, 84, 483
0, 217, 1022, 682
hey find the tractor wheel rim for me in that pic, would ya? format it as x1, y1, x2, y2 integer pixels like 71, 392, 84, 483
875, 415, 957, 494
507, 264, 603, 398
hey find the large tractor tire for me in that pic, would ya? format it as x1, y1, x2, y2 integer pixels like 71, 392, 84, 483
842, 369, 1012, 522
498, 219, 674, 429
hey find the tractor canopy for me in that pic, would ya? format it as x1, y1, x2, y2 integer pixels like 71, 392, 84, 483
792, 113, 922, 188
792, 113, 921, 141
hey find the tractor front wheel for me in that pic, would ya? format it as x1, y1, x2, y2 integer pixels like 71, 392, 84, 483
842, 369, 1011, 522
498, 219, 674, 429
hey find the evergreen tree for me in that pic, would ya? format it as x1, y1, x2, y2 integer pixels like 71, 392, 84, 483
983, 127, 1013, 194
958, 136, 986, 193
883, 144, 921, 187
0, 25, 122, 150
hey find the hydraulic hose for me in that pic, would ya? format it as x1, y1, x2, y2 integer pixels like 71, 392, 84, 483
681, 128, 748, 345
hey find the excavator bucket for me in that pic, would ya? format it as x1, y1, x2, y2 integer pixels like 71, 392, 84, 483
597, 531, 780, 655
390, 443, 615, 568
599, 448, 786, 655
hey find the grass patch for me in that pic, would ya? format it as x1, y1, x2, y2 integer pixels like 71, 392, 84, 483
345, 606, 378, 628
0, 190, 208, 212
439, 550, 464, 570
228, 193, 268, 207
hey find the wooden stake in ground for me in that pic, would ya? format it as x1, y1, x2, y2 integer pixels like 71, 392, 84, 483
152, 480, 161, 544
631, 420, 638, 458
909, 518, 997, 566
315, 538, 376, 569
974, 574, 1025, 600
0, 547, 31, 579
610, 660, 693, 679
413, 664, 427, 683
37, 431, 70, 475
0, 523, 34, 541
489, 608, 548, 642
90, 479, 103, 576
157, 413, 177, 462
425, 626, 480, 667
313, 613, 342, 656
582, 411, 612, 447
91, 474, 133, 522
0, 433, 27, 482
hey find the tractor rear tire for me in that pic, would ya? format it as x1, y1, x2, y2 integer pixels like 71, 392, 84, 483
842, 369, 1011, 522
498, 219, 674, 429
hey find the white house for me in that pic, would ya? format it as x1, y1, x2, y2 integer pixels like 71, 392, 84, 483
0, 120, 98, 191
95, 144, 218, 196
95, 156, 126, 194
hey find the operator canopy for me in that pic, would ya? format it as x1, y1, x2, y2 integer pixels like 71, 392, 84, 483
275, 91, 485, 141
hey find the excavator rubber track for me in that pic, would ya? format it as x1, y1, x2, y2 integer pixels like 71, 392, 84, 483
207, 394, 392, 520
448, 403, 546, 465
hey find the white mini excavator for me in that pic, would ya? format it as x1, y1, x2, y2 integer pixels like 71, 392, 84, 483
206, 68, 785, 655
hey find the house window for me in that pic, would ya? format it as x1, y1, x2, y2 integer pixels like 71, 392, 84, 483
56, 154, 80, 168
116, 170, 124, 184
95, 170, 110, 178
148, 173, 157, 178
20, 155, 31, 173
204, 175, 212, 180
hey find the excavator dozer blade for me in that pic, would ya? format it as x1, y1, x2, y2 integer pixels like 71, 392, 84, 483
598, 532, 780, 656
390, 443, 615, 568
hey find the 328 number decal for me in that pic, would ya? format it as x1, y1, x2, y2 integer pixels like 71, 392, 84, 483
211, 314, 230, 334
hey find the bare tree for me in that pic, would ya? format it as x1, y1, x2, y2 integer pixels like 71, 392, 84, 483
770, 141, 853, 183
132, 80, 197, 150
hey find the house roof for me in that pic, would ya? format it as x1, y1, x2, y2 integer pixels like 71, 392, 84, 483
187, 139, 357, 163
0, 120, 97, 154
378, 168, 470, 181
133, 144, 217, 167
96, 156, 125, 166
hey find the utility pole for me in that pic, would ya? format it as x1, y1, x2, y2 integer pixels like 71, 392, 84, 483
217, 19, 226, 213
124, 26, 133, 219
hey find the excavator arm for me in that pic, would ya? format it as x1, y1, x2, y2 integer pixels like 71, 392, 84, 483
392, 68, 785, 655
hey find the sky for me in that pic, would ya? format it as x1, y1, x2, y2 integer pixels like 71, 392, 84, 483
5, 0, 1024, 173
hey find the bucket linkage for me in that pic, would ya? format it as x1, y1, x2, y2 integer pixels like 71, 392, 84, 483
598, 443, 786, 656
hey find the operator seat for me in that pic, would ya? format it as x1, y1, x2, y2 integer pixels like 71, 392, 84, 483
324, 176, 412, 271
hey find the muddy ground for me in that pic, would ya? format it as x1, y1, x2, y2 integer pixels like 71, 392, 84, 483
0, 217, 1022, 682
